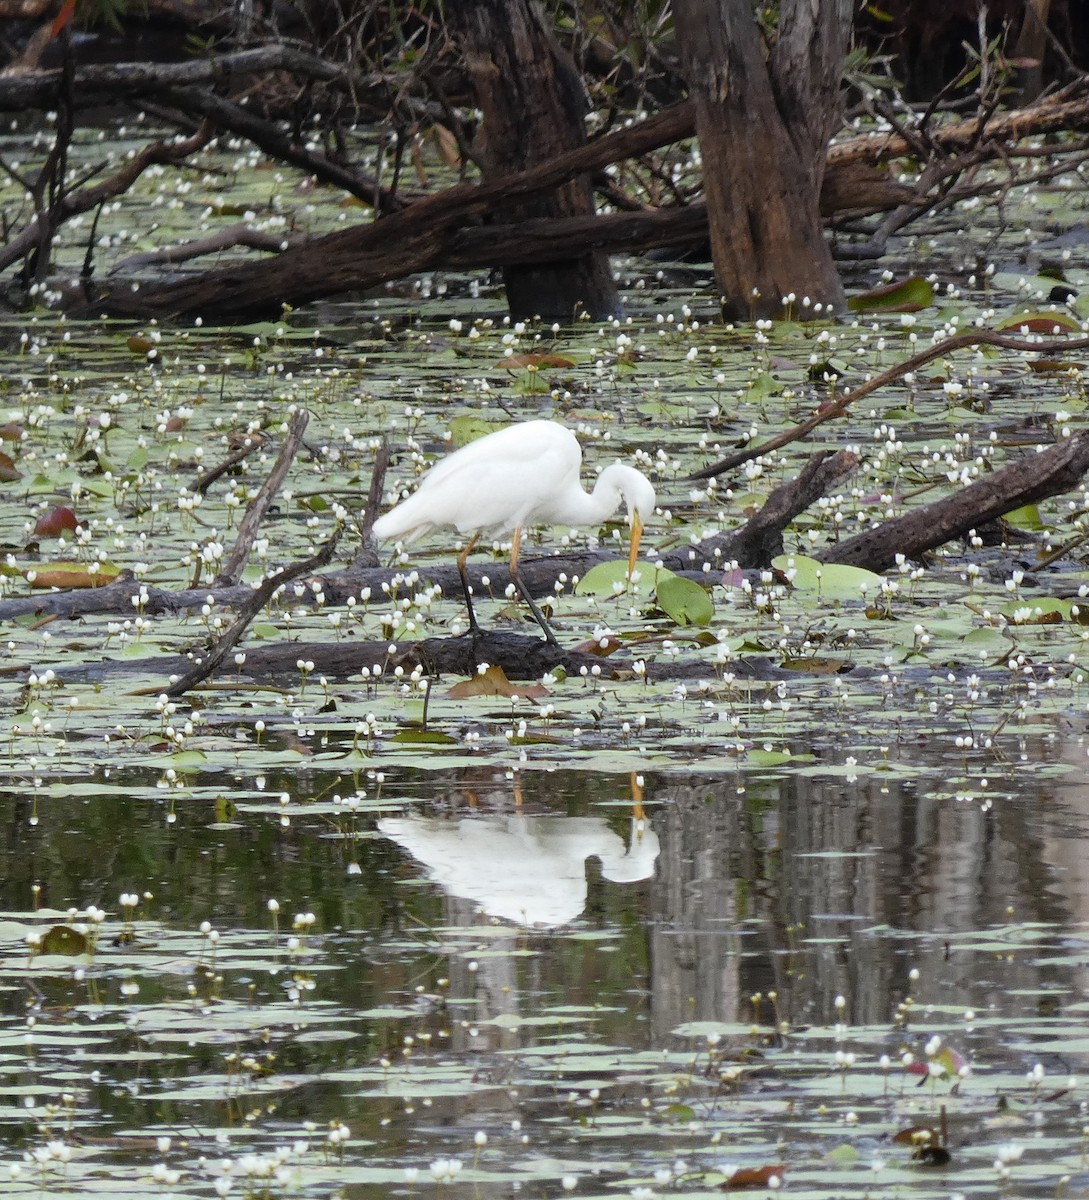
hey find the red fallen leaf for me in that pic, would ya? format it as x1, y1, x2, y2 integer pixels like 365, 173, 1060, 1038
495, 353, 576, 370
50, 0, 77, 38
0, 450, 21, 482
34, 506, 79, 538
996, 311, 1080, 334
722, 1165, 786, 1189
571, 635, 626, 657
164, 415, 188, 432
127, 335, 154, 354
0, 422, 23, 441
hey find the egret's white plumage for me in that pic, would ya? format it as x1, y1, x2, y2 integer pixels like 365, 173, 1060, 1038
373, 420, 655, 642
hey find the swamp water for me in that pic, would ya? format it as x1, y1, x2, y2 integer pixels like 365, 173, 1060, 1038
1, 120, 1089, 1198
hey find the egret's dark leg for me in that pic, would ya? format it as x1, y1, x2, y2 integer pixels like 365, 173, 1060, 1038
456, 535, 482, 635
510, 527, 559, 646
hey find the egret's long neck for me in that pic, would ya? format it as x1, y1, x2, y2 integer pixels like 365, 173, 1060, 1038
547, 474, 625, 526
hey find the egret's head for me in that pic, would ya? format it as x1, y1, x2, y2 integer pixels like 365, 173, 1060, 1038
600, 464, 656, 577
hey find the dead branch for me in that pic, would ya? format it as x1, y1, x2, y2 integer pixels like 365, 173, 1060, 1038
166, 528, 342, 699
191, 432, 269, 497
214, 409, 309, 588
350, 439, 390, 570
113, 223, 292, 273
0, 123, 213, 275
85, 101, 696, 319
0, 46, 379, 110
156, 85, 409, 211
828, 76, 1089, 169
690, 331, 1089, 482
693, 451, 859, 567
821, 429, 1089, 573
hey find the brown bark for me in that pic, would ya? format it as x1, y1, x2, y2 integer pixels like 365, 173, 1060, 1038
672, 0, 852, 321
448, 0, 620, 321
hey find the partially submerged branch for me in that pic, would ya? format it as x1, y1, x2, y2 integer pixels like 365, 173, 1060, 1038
165, 528, 342, 699
822, 430, 1089, 573
690, 332, 1089, 481
214, 409, 310, 588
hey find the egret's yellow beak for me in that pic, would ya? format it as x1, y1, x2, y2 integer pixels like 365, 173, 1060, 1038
627, 511, 644, 579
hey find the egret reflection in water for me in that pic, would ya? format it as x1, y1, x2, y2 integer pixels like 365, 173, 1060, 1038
377, 807, 659, 928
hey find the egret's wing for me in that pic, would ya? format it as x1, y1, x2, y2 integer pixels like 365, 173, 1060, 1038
378, 421, 582, 540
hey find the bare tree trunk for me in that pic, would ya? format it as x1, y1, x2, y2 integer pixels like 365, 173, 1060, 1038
672, 0, 852, 321
1015, 0, 1052, 102
448, 0, 620, 321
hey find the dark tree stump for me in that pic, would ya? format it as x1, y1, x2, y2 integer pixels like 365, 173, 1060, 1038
673, 0, 852, 321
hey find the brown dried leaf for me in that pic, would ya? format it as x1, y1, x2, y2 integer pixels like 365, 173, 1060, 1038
26, 561, 121, 590
447, 663, 549, 701
495, 353, 577, 370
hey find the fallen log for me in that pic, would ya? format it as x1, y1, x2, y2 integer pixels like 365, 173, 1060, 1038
84, 102, 696, 320
0, 448, 855, 628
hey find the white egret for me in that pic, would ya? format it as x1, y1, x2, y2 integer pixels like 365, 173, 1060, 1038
372, 419, 656, 644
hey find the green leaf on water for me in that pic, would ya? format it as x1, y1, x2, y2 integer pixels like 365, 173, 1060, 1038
1005, 503, 1044, 530
448, 415, 503, 447
655, 575, 713, 626
848, 274, 935, 312
660, 1103, 697, 1122
576, 559, 648, 596
747, 748, 813, 767
773, 553, 884, 601
392, 729, 458, 745
39, 925, 90, 956
1002, 597, 1074, 624
745, 371, 784, 402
